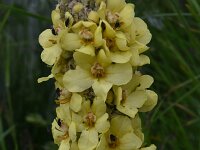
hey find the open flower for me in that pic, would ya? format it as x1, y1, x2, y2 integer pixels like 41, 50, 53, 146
38, 29, 62, 66
95, 21, 132, 64
72, 99, 110, 150
63, 51, 132, 101
60, 21, 101, 56
127, 17, 152, 66
55, 88, 82, 113
96, 115, 142, 150
98, 0, 134, 30
113, 72, 156, 118
52, 105, 76, 150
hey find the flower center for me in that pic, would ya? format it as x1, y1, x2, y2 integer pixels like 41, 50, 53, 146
106, 11, 120, 25
79, 28, 94, 42
106, 38, 115, 49
83, 88, 96, 101
91, 62, 105, 78
109, 134, 119, 148
84, 112, 96, 127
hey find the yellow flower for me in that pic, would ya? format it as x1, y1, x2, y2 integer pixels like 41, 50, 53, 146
139, 90, 158, 112
52, 105, 76, 150
63, 51, 132, 101
96, 115, 142, 150
96, 21, 132, 64
72, 99, 110, 150
127, 18, 152, 66
55, 88, 83, 113
113, 73, 155, 118
51, 7, 74, 31
38, 29, 63, 66
60, 21, 100, 56
98, 0, 134, 30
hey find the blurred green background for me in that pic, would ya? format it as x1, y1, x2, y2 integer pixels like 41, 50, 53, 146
0, 0, 200, 149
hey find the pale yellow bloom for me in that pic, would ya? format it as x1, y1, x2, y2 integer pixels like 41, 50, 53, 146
63, 51, 132, 101
94, 20, 132, 64
98, 0, 134, 30
96, 115, 142, 150
55, 88, 83, 113
72, 99, 110, 150
38, 29, 63, 66
60, 21, 100, 56
52, 105, 76, 150
113, 73, 155, 118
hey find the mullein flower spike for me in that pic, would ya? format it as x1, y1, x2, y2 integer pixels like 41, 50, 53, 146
38, 0, 158, 149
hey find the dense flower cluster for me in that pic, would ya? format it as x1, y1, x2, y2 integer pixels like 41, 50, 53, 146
38, 0, 158, 150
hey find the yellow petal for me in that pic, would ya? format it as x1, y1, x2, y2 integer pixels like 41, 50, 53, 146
56, 104, 71, 125
96, 134, 109, 150
140, 145, 157, 150
113, 86, 122, 105
139, 90, 158, 112
71, 142, 79, 150
63, 67, 94, 92
95, 113, 110, 133
122, 74, 140, 94
58, 139, 70, 150
37, 74, 54, 83
81, 100, 91, 116
119, 4, 135, 29
107, 0, 126, 12
139, 55, 150, 66
110, 50, 132, 63
51, 10, 60, 27
92, 80, 112, 102
92, 98, 107, 118
131, 114, 142, 130
88, 11, 100, 23
70, 93, 82, 112
116, 105, 138, 119
52, 119, 65, 144
41, 44, 62, 66
102, 20, 116, 38
69, 122, 76, 142
39, 29, 56, 48
78, 129, 98, 150
72, 21, 97, 33
130, 48, 140, 66
111, 115, 133, 137
133, 41, 149, 54
97, 49, 111, 67
137, 75, 154, 90
60, 33, 82, 51
97, 2, 106, 19
119, 133, 142, 150
126, 91, 148, 108
73, 52, 95, 70
72, 112, 84, 132
76, 45, 95, 56
106, 63, 132, 85
116, 32, 130, 51
134, 17, 152, 45
94, 26, 103, 47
